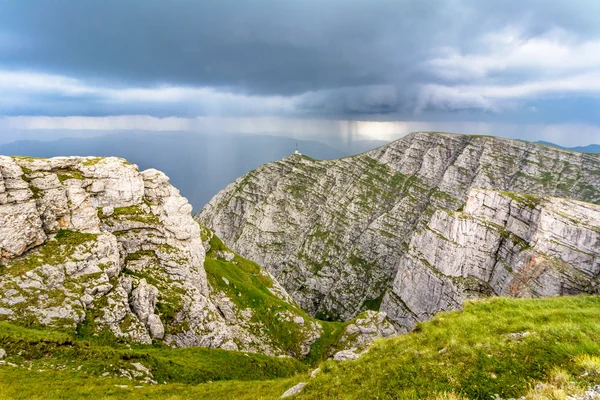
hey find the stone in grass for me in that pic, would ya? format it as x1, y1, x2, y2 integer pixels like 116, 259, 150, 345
333, 349, 360, 361
0, 348, 5, 359
281, 382, 307, 398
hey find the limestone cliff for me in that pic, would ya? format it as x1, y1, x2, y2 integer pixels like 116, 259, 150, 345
381, 189, 600, 331
196, 132, 600, 325
0, 156, 395, 357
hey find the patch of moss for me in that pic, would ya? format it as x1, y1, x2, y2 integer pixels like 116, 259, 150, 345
500, 191, 540, 209
81, 157, 104, 167
57, 170, 85, 182
29, 185, 43, 199
106, 205, 160, 225
125, 250, 157, 263
3, 230, 99, 277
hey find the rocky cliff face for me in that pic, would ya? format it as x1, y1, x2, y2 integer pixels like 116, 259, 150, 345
197, 132, 600, 326
381, 189, 600, 331
0, 155, 395, 357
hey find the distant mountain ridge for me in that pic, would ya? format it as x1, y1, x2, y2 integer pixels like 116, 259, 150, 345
536, 140, 600, 153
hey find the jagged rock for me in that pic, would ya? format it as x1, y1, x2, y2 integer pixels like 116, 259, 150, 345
508, 332, 531, 339
0, 155, 369, 358
281, 382, 307, 398
567, 385, 600, 400
131, 279, 164, 339
215, 250, 235, 262
197, 132, 600, 327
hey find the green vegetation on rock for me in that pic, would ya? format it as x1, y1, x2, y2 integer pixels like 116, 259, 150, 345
2, 230, 98, 277
203, 232, 347, 360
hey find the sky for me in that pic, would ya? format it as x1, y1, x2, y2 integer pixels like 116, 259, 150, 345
1, 0, 600, 146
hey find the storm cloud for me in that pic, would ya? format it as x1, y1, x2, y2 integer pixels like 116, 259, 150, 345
1, 0, 600, 140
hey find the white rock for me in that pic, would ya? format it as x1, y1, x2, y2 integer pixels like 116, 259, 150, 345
280, 382, 306, 398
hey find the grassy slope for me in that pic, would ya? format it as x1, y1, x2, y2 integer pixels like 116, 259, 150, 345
300, 296, 600, 399
0, 321, 307, 399
2, 296, 600, 399
202, 229, 348, 362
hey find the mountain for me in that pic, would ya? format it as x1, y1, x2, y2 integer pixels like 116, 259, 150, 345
197, 131, 600, 330
2, 138, 600, 399
0, 155, 394, 360
0, 132, 351, 211
536, 140, 600, 153
571, 144, 600, 153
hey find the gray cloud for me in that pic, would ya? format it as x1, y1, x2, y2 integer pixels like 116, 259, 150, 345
1, 0, 600, 123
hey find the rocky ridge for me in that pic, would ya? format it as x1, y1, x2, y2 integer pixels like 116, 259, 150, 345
197, 132, 600, 328
0, 155, 394, 357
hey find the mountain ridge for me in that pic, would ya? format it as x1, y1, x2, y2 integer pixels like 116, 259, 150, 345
197, 131, 600, 328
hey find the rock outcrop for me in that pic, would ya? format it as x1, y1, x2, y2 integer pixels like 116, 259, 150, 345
197, 132, 600, 326
334, 310, 397, 352
0, 156, 229, 347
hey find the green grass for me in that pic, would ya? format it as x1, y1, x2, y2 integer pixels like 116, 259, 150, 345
0, 321, 306, 398
3, 296, 600, 399
299, 296, 600, 399
0, 367, 304, 400
2, 296, 600, 398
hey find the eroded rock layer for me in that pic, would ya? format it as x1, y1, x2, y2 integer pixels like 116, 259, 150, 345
197, 132, 600, 324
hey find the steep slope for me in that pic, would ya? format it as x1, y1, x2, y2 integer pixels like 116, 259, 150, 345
197, 132, 600, 325
0, 155, 393, 358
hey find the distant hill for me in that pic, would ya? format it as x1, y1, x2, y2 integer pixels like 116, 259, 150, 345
536, 140, 600, 153
0, 132, 360, 211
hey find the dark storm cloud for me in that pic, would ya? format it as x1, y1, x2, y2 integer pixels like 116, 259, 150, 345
0, 0, 440, 95
2, 0, 600, 120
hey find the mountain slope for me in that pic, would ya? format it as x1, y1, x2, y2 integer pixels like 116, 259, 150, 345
382, 189, 600, 330
197, 132, 600, 326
